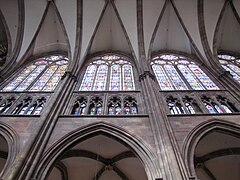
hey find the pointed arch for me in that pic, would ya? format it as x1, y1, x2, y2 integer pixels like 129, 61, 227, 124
19, 1, 72, 66
182, 119, 240, 177
78, 52, 138, 91
213, 1, 240, 57
148, 0, 205, 64
0, 121, 18, 178
33, 122, 161, 180
82, 1, 140, 72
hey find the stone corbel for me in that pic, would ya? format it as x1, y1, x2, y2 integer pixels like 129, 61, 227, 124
218, 70, 233, 80
61, 71, 77, 81
139, 71, 155, 82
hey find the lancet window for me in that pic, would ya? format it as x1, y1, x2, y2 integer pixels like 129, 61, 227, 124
151, 54, 219, 91
218, 54, 240, 83
88, 96, 103, 115
108, 96, 122, 115
182, 96, 202, 114
71, 96, 88, 115
0, 96, 16, 114
164, 92, 239, 115
11, 96, 46, 115
79, 54, 135, 91
166, 96, 185, 115
2, 55, 68, 92
123, 96, 138, 115
201, 95, 238, 114
70, 94, 138, 116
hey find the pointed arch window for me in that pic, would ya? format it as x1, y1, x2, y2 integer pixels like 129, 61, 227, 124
2, 55, 68, 92
79, 54, 135, 91
218, 54, 240, 83
151, 54, 219, 91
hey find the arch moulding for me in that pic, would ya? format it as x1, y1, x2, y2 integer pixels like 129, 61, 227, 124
33, 122, 162, 180
0, 121, 18, 178
182, 118, 240, 177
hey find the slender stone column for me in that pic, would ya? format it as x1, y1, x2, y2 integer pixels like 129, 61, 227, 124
139, 71, 190, 180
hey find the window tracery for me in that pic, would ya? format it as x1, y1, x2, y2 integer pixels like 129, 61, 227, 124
164, 92, 239, 115
69, 94, 139, 116
216, 95, 238, 113
0, 94, 47, 115
26, 97, 46, 115
182, 96, 202, 114
218, 54, 240, 82
166, 96, 185, 114
12, 97, 32, 115
79, 54, 135, 91
108, 96, 122, 115
123, 96, 138, 115
2, 55, 68, 92
88, 96, 103, 115
11, 96, 46, 115
71, 97, 88, 115
200, 95, 222, 114
0, 96, 16, 114
151, 54, 219, 90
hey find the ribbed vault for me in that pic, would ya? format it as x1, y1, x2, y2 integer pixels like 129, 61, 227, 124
47, 135, 148, 180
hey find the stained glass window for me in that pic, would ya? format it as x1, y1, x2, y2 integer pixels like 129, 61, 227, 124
80, 54, 135, 91
2, 55, 68, 92
218, 54, 240, 83
151, 54, 219, 91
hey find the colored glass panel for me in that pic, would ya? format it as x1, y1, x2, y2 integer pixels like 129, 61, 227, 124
222, 65, 240, 82
15, 65, 46, 91
2, 55, 68, 92
93, 65, 108, 91
123, 65, 135, 91
221, 105, 232, 113
2, 65, 36, 91
152, 64, 174, 90
109, 64, 121, 91
228, 64, 240, 76
80, 55, 135, 91
164, 65, 188, 90
80, 65, 97, 91
43, 65, 67, 91
188, 64, 219, 90
178, 65, 204, 90
205, 103, 216, 114
215, 105, 223, 113
30, 65, 58, 91
160, 54, 178, 60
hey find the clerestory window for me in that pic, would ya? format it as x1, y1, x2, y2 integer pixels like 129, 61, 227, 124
79, 54, 135, 91
2, 55, 68, 92
151, 54, 219, 91
218, 54, 240, 83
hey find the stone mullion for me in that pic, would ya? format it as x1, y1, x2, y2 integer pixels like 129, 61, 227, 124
212, 95, 226, 113
140, 73, 190, 180
174, 65, 192, 90
192, 93, 208, 114
178, 94, 189, 114
84, 94, 91, 115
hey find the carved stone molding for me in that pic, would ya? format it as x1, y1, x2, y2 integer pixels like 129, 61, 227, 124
61, 71, 77, 81
139, 71, 155, 82
218, 70, 233, 80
